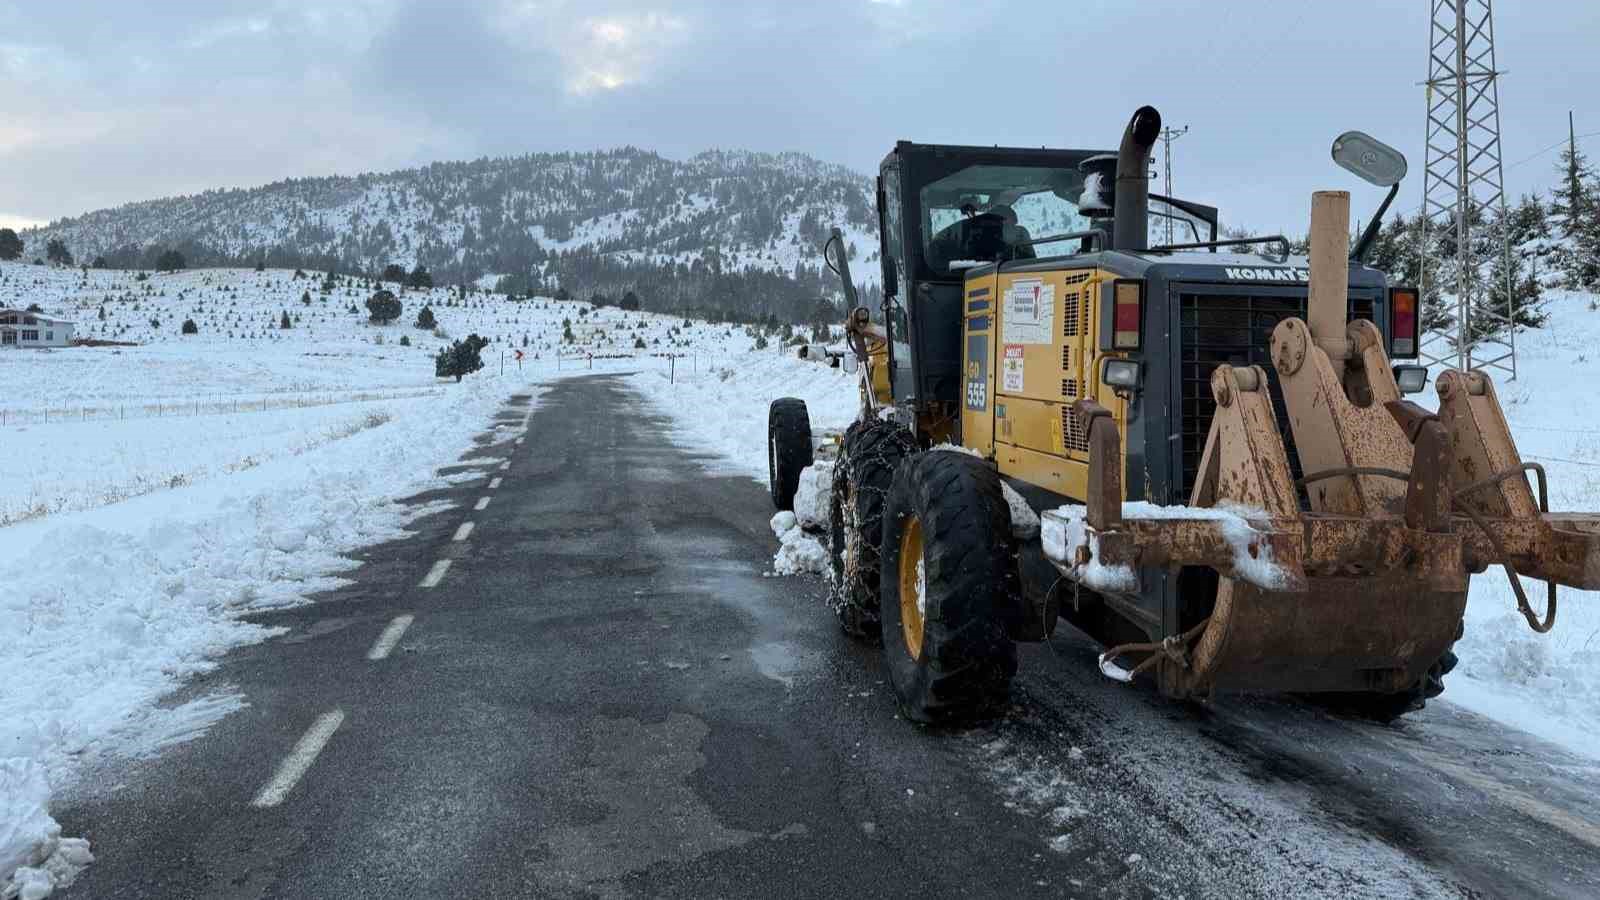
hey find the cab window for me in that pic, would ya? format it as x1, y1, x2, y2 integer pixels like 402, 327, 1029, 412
918, 164, 1093, 277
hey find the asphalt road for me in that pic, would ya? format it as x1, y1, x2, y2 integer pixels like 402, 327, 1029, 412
55, 375, 1600, 899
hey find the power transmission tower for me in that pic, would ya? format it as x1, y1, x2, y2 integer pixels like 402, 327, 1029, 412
1158, 126, 1189, 245
1418, 0, 1518, 378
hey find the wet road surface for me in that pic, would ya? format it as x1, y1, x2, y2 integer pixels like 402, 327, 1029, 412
55, 375, 1600, 898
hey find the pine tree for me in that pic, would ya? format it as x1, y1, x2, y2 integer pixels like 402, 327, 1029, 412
280, 310, 292, 329
1551, 139, 1600, 288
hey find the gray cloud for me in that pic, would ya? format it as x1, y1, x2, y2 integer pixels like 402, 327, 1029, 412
2, 0, 1596, 234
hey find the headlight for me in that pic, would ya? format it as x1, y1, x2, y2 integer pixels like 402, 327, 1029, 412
1102, 358, 1142, 389
1393, 364, 1428, 395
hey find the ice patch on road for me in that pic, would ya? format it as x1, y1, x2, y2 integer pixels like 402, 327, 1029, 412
971, 718, 1459, 898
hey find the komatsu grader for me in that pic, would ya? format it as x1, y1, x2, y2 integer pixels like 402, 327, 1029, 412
766, 104, 1600, 723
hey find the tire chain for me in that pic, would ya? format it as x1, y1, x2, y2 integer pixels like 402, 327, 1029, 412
828, 424, 914, 636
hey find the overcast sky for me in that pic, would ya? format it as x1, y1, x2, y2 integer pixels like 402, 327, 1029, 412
3, 0, 1597, 234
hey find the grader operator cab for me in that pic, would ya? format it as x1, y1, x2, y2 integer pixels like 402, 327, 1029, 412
767, 105, 1600, 723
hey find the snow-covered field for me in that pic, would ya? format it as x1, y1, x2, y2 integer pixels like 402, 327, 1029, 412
0, 263, 748, 896
633, 290, 1600, 759
1425, 290, 1600, 752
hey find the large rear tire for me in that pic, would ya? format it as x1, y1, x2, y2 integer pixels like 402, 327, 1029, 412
767, 398, 812, 511
828, 419, 915, 639
878, 451, 1018, 723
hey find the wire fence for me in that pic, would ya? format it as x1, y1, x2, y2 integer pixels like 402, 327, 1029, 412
1, 386, 448, 428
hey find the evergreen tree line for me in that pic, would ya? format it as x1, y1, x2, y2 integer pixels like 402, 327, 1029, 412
1234, 146, 1600, 345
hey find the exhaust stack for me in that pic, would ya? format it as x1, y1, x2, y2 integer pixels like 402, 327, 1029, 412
1113, 106, 1162, 252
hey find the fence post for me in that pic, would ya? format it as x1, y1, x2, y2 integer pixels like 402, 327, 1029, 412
670, 355, 675, 384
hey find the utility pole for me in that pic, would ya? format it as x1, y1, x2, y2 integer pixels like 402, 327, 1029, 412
1157, 126, 1189, 245
1418, 0, 1517, 378
1567, 111, 1580, 212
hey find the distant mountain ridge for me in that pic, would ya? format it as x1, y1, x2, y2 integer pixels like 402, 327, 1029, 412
21, 147, 882, 323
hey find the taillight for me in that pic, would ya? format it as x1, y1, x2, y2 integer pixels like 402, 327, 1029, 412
1389, 286, 1418, 358
1112, 279, 1143, 350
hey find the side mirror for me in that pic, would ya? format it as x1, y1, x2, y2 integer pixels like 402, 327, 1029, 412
824, 235, 845, 275
1331, 131, 1408, 187
843, 353, 859, 374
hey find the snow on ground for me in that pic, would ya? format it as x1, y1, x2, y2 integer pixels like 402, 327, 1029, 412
627, 343, 859, 480
1422, 289, 1600, 756
0, 263, 733, 896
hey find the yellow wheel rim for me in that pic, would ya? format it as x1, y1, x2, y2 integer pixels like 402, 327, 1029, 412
898, 515, 926, 661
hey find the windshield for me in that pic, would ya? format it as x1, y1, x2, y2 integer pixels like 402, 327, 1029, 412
917, 164, 1220, 275
920, 164, 1094, 275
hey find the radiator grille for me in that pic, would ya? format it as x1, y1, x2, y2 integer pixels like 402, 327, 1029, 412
1062, 404, 1090, 453
1061, 379, 1080, 399
1178, 291, 1375, 501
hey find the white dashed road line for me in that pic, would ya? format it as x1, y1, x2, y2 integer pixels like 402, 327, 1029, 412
366, 615, 415, 661
453, 521, 475, 542
489, 477, 502, 490
515, 437, 525, 445
252, 710, 346, 808
475, 496, 491, 511
419, 559, 452, 588
499, 461, 511, 471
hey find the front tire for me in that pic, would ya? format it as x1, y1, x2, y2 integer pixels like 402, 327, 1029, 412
879, 451, 1019, 723
828, 419, 915, 639
767, 398, 812, 511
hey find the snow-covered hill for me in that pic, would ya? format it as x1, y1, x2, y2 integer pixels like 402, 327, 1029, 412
16, 147, 881, 324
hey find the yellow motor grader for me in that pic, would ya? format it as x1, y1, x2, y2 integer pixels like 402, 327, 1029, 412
766, 104, 1600, 722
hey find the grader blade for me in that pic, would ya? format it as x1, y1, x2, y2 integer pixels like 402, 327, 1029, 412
1042, 188, 1600, 699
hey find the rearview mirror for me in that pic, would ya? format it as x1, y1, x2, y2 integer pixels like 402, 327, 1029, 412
824, 235, 845, 275
1331, 131, 1408, 187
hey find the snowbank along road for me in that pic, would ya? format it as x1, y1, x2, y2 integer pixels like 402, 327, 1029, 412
44, 375, 1600, 899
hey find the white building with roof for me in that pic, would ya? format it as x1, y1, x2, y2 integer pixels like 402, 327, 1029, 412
0, 309, 74, 348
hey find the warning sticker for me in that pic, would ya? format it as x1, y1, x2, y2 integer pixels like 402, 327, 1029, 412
1001, 344, 1025, 392
1002, 279, 1055, 345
